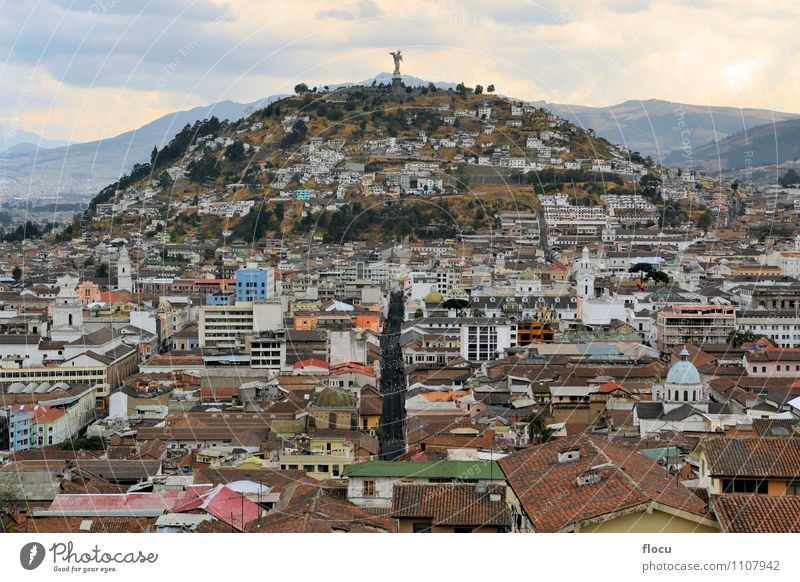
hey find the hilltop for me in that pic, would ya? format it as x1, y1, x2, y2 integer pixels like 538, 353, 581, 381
69, 84, 656, 245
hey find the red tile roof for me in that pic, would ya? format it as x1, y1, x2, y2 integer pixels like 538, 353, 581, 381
713, 495, 800, 533
14, 405, 65, 423
499, 434, 710, 532
698, 436, 800, 478
391, 483, 509, 528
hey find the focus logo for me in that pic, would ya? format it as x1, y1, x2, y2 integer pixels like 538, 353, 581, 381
20, 542, 46, 570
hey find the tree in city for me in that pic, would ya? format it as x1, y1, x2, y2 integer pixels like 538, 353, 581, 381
727, 330, 775, 348
526, 411, 555, 445
11, 265, 21, 282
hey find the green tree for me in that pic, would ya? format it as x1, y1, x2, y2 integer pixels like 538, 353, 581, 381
474, 84, 483, 95
96, 263, 109, 278
11, 265, 21, 282
526, 411, 554, 445
413, 308, 424, 319
780, 169, 800, 188
486, 84, 495, 93
187, 154, 220, 184
698, 210, 712, 233
225, 141, 246, 162
294, 82, 309, 95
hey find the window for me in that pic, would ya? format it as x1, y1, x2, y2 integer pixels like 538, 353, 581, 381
363, 480, 376, 497
787, 481, 800, 496
412, 522, 432, 533
721, 479, 768, 494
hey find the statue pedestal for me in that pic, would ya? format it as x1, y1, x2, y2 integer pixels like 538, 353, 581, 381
391, 74, 403, 98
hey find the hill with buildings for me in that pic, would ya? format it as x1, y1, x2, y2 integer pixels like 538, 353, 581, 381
70, 84, 655, 246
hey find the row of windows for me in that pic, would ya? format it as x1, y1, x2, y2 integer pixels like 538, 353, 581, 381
751, 365, 800, 373
279, 464, 341, 476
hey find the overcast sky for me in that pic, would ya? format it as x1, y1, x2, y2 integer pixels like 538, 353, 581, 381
1, 0, 798, 142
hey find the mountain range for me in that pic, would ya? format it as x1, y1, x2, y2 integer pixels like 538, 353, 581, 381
0, 98, 278, 202
662, 117, 800, 171
533, 99, 800, 162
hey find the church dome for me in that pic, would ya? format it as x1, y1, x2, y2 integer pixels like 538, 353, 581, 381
314, 386, 356, 408
424, 291, 444, 303
666, 347, 701, 385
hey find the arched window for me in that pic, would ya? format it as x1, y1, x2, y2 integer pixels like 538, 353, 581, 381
692, 390, 696, 401
683, 390, 688, 402
68, 314, 73, 326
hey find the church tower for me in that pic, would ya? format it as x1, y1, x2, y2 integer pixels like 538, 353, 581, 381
51, 274, 84, 342
575, 246, 595, 299
117, 245, 133, 292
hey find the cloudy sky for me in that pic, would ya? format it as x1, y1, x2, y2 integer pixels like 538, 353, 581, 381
1, 0, 798, 143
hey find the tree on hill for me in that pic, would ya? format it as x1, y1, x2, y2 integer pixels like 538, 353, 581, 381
187, 154, 220, 183
487, 84, 495, 94
474, 84, 483, 95
697, 210, 712, 233
225, 140, 246, 162
456, 82, 467, 96
427, 82, 437, 95
294, 82, 309, 95
639, 174, 661, 201
780, 169, 800, 188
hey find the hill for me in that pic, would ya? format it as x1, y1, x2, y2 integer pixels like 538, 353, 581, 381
73, 85, 656, 245
536, 99, 798, 161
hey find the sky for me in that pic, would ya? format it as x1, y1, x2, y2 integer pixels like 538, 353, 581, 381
1, 0, 799, 143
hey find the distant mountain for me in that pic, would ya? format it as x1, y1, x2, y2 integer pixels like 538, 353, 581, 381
663, 118, 800, 171
0, 98, 281, 201
533, 98, 799, 161
0, 125, 70, 152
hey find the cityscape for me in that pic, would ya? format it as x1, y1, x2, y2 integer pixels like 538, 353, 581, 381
1, 2, 800, 548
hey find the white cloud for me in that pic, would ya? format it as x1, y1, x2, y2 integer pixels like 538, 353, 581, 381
0, 0, 798, 141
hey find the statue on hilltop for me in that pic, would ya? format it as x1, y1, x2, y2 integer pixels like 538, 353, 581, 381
389, 50, 402, 76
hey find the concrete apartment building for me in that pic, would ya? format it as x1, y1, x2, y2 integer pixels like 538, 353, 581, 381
656, 305, 736, 354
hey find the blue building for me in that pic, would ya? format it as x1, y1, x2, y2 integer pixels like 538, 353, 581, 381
0, 407, 33, 452
235, 264, 275, 303
206, 292, 235, 306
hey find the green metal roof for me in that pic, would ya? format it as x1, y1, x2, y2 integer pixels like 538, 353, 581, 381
638, 446, 681, 462
342, 460, 505, 480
